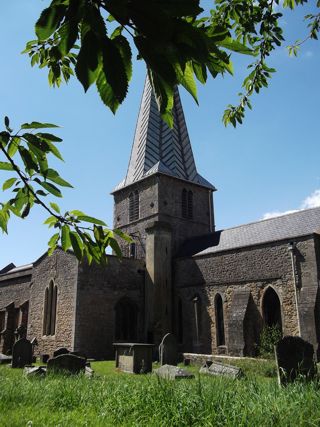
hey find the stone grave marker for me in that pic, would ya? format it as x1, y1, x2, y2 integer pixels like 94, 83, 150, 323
53, 347, 70, 358
47, 353, 86, 375
199, 361, 243, 379
11, 338, 33, 368
41, 354, 50, 363
275, 336, 316, 385
159, 333, 178, 366
154, 364, 194, 380
0, 353, 12, 365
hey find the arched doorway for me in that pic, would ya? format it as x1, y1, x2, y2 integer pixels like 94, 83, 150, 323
114, 298, 138, 341
262, 287, 282, 332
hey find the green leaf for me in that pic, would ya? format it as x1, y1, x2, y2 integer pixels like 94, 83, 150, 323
113, 228, 133, 243
21, 203, 31, 219
176, 62, 198, 104
38, 181, 62, 198
61, 225, 71, 251
18, 146, 39, 172
75, 30, 101, 92
2, 178, 17, 191
217, 38, 255, 55
48, 232, 59, 255
7, 137, 20, 157
44, 215, 58, 227
77, 215, 106, 226
35, 4, 67, 40
0, 162, 14, 171
46, 141, 64, 161
36, 133, 62, 142
109, 236, 122, 258
50, 202, 61, 214
21, 122, 59, 129
70, 231, 84, 260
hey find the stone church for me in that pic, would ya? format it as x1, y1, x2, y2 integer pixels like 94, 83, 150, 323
1, 78, 320, 360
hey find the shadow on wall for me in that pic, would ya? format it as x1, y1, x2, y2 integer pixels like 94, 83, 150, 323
244, 294, 263, 357
173, 259, 212, 355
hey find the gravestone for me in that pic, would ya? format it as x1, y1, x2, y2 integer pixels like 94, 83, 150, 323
11, 338, 32, 368
159, 333, 178, 366
0, 353, 12, 365
47, 353, 86, 374
199, 361, 243, 379
275, 336, 316, 385
24, 366, 46, 377
53, 347, 70, 358
154, 364, 194, 380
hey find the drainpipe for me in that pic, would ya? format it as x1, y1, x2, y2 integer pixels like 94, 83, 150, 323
288, 242, 301, 336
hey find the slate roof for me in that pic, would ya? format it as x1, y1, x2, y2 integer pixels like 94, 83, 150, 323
178, 207, 320, 257
112, 77, 215, 192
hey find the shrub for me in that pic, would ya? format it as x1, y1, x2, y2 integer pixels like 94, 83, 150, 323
258, 325, 282, 358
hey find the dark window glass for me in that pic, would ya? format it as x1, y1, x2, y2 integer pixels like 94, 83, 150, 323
215, 294, 225, 346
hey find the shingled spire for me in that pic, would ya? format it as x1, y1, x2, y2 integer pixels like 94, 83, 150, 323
113, 77, 215, 191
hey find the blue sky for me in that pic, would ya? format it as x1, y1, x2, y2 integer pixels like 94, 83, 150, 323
1, 1, 319, 267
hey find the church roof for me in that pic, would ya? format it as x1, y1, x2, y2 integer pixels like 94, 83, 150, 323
178, 206, 320, 257
112, 77, 215, 192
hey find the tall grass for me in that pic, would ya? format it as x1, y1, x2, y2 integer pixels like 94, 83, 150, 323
0, 360, 319, 426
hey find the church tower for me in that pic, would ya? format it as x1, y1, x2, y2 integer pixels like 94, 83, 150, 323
112, 77, 216, 343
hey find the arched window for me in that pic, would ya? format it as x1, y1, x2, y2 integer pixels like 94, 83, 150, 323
43, 281, 57, 336
262, 287, 282, 332
188, 191, 193, 219
182, 189, 187, 218
129, 190, 139, 222
115, 298, 138, 341
182, 189, 193, 219
177, 298, 183, 343
215, 294, 225, 346
129, 242, 136, 258
192, 294, 202, 343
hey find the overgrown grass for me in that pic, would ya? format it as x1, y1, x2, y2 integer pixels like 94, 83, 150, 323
1, 359, 320, 426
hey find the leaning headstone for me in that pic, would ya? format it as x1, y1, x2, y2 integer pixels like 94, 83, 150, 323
0, 353, 12, 365
159, 333, 178, 366
154, 364, 194, 380
11, 338, 33, 368
53, 347, 70, 358
199, 361, 243, 379
275, 336, 316, 386
24, 366, 46, 377
47, 353, 86, 375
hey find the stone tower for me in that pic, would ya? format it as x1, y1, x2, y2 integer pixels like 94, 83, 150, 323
112, 77, 216, 343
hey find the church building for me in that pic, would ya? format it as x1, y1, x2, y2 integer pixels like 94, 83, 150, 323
1, 78, 320, 360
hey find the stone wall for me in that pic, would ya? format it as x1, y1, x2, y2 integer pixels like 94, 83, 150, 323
74, 255, 145, 359
174, 235, 319, 356
27, 249, 78, 357
0, 272, 31, 310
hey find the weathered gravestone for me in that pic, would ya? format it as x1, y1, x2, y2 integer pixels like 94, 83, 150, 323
11, 338, 33, 368
0, 353, 12, 365
47, 353, 86, 374
199, 361, 243, 379
275, 336, 316, 386
154, 364, 194, 380
159, 333, 178, 366
53, 347, 70, 358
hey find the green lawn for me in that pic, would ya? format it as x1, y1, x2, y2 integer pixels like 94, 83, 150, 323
0, 359, 320, 426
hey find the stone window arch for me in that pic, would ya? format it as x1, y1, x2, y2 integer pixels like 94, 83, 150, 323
129, 190, 139, 222
114, 297, 138, 341
215, 293, 225, 346
182, 189, 193, 219
192, 294, 202, 343
177, 298, 183, 343
262, 287, 282, 332
43, 281, 57, 336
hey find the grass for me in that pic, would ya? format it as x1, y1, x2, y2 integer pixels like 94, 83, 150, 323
0, 359, 320, 426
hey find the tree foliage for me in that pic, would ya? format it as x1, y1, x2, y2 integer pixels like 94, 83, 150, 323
0, 117, 130, 264
23, 0, 320, 127
1, 0, 319, 263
